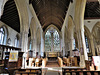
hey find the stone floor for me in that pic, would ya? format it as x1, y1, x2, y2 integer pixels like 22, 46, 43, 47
45, 71, 60, 75
46, 62, 59, 67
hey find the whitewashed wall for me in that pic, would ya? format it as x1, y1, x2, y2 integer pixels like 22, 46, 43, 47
0, 21, 20, 47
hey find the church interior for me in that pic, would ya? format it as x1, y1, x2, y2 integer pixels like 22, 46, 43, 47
0, 0, 100, 75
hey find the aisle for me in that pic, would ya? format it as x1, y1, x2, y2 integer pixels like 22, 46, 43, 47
46, 61, 59, 67
42, 67, 62, 75
45, 71, 60, 75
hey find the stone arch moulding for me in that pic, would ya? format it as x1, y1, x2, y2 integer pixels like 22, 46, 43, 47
92, 22, 100, 45
84, 25, 91, 39
92, 22, 100, 34
14, 0, 29, 33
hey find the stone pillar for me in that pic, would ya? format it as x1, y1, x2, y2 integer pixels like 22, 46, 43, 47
76, 30, 88, 67
69, 38, 74, 56
31, 38, 37, 57
41, 32, 44, 57
14, 0, 29, 68
30, 18, 37, 58
89, 35, 95, 56
74, 0, 88, 68
20, 31, 28, 68
69, 28, 74, 56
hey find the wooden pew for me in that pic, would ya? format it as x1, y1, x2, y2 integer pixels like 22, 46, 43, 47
69, 57, 78, 66
42, 58, 47, 67
14, 68, 42, 75
58, 57, 63, 67
63, 57, 69, 66
35, 58, 42, 67
62, 67, 100, 75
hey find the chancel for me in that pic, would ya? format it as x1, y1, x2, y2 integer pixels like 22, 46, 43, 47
0, 0, 100, 75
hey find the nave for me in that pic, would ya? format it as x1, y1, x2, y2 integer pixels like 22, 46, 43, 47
0, 0, 100, 75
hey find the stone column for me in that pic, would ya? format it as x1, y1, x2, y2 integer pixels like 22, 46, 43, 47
20, 31, 28, 68
31, 38, 37, 57
41, 32, 44, 57
74, 0, 88, 68
76, 30, 88, 67
89, 35, 95, 56
14, 0, 29, 68
69, 38, 74, 56
30, 19, 37, 58
69, 28, 74, 56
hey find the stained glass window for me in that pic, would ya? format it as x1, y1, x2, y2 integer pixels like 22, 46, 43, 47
45, 28, 60, 51
85, 35, 90, 53
0, 28, 4, 44
73, 39, 76, 49
29, 41, 32, 50
53, 30, 60, 51
45, 30, 52, 51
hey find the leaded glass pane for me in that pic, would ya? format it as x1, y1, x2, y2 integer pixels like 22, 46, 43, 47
45, 30, 52, 51
85, 36, 90, 53
45, 28, 60, 52
0, 28, 4, 44
53, 29, 60, 51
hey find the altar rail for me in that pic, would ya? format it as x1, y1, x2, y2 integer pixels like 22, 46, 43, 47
62, 67, 100, 75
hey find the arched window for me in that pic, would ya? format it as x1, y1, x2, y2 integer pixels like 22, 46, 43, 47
14, 35, 19, 47
0, 27, 4, 44
53, 30, 60, 51
45, 28, 60, 52
29, 41, 32, 50
45, 30, 52, 51
73, 39, 76, 49
85, 35, 90, 53
0, 27, 7, 45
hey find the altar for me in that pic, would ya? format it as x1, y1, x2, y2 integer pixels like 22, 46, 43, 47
45, 52, 61, 58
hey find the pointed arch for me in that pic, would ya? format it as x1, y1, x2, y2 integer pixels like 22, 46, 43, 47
0, 25, 8, 45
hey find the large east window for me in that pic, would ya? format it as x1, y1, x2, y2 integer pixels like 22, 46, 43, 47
45, 28, 60, 52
